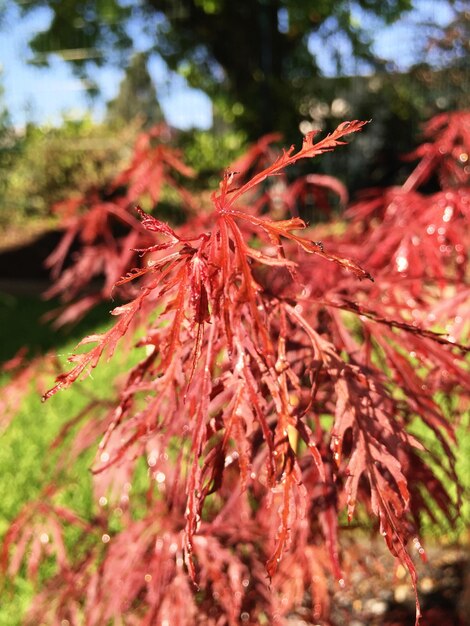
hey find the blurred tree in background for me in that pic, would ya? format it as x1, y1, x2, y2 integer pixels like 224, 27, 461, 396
106, 52, 164, 128
13, 0, 415, 138
2, 1, 468, 228
0, 74, 16, 204
425, 1, 469, 68
0, 117, 138, 230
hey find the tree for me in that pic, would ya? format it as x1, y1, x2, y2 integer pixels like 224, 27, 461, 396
106, 52, 164, 128
0, 71, 15, 152
0, 76, 16, 214
0, 116, 137, 229
11, 0, 413, 138
3, 112, 469, 625
425, 0, 469, 69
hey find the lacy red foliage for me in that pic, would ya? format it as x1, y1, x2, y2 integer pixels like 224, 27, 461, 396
3, 115, 469, 625
44, 124, 196, 326
0, 349, 62, 434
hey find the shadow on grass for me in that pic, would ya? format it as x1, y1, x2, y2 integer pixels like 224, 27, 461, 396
0, 292, 112, 362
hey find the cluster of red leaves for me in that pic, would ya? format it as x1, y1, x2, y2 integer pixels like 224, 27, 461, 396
3, 115, 469, 626
0, 348, 62, 434
341, 110, 470, 348
44, 124, 196, 326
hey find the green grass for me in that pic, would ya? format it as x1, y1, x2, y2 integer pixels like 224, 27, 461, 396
409, 402, 470, 541
0, 293, 142, 625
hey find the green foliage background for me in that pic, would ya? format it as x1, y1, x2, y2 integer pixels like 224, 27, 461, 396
0, 116, 139, 230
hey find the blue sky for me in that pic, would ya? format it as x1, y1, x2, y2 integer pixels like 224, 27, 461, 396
0, 0, 453, 130
0, 1, 214, 129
